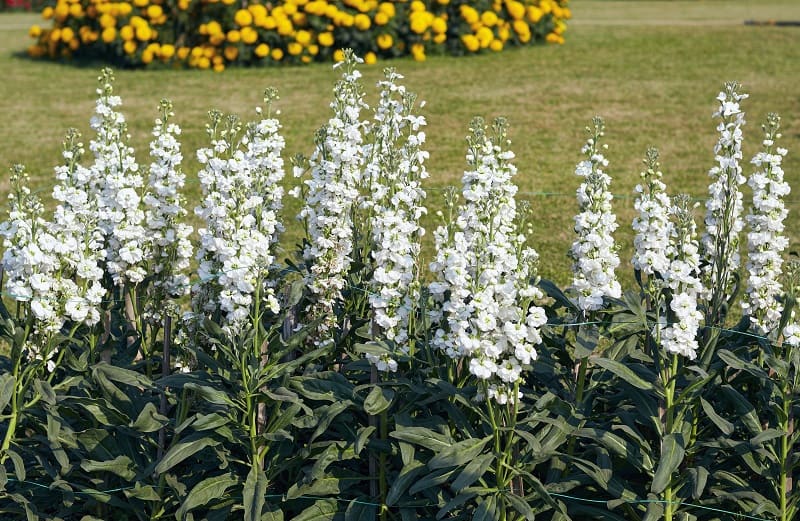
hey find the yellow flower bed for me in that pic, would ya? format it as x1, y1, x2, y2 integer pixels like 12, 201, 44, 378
27, 0, 570, 70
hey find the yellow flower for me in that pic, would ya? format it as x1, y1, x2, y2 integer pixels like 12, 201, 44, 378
378, 2, 395, 17
512, 19, 529, 36
376, 33, 392, 50
276, 18, 293, 35
68, 38, 80, 50
41, 6, 53, 19
197, 56, 210, 69
461, 33, 479, 52
308, 43, 318, 55
546, 32, 563, 44
203, 46, 215, 58
480, 10, 497, 26
506, 0, 525, 20
409, 17, 427, 34
241, 26, 258, 44
227, 30, 241, 43
364, 51, 376, 64
160, 43, 175, 58
437, 0, 449, 4
433, 32, 446, 44
119, 24, 133, 40
99, 13, 116, 28
271, 48, 284, 60
123, 40, 137, 54
177, 0, 189, 10
410, 1, 425, 12
49, 28, 61, 42
374, 12, 388, 25
53, 2, 69, 20
101, 26, 116, 42
177, 46, 190, 59
68, 3, 83, 17
317, 31, 334, 47
489, 39, 502, 51
213, 62, 225, 72
476, 26, 493, 48
526, 6, 542, 23
287, 41, 302, 55
554, 20, 566, 35
190, 46, 203, 57
354, 13, 370, 30
261, 16, 277, 29
411, 43, 425, 61
332, 48, 344, 62
295, 29, 311, 45
135, 25, 152, 41
254, 43, 270, 57
146, 4, 162, 18
118, 3, 132, 15
224, 46, 238, 61
206, 21, 222, 36
293, 12, 307, 25
141, 48, 154, 64
562, 7, 572, 20
28, 25, 42, 38
249, 4, 266, 18
209, 33, 225, 46
235, 9, 253, 26
28, 44, 46, 57
460, 5, 479, 25
284, 2, 297, 15
431, 17, 446, 34
59, 26, 74, 42
133, 0, 148, 7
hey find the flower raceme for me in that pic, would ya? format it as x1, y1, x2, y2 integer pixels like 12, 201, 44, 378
569, 117, 621, 312
429, 117, 546, 404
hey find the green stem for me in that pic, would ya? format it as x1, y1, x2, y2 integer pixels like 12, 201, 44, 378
663, 354, 679, 521
779, 386, 792, 521
379, 409, 388, 521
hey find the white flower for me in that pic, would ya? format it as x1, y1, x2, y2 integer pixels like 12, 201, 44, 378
429, 117, 545, 403
701, 82, 748, 319
631, 148, 673, 278
569, 117, 620, 312
742, 113, 789, 336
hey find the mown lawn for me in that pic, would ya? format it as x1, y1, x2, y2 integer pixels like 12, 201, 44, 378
1, 0, 799, 285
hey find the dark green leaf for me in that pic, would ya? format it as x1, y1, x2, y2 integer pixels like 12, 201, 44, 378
592, 357, 654, 391
0, 373, 14, 412
244, 466, 268, 521
290, 499, 338, 521
7, 449, 25, 480
473, 494, 497, 521
409, 468, 457, 495
261, 502, 284, 521
687, 466, 708, 499
93, 363, 154, 389
81, 455, 136, 481
364, 386, 394, 415
155, 435, 219, 474
131, 402, 169, 433
33, 379, 55, 405
429, 436, 491, 470
344, 497, 377, 521
700, 397, 733, 435
390, 426, 452, 452
436, 492, 478, 520
177, 473, 238, 520
386, 461, 426, 506
451, 453, 495, 492
574, 325, 599, 359
651, 433, 685, 494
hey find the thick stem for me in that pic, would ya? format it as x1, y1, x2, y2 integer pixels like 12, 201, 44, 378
780, 388, 793, 521
662, 354, 679, 521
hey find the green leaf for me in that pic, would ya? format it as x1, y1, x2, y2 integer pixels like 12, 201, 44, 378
574, 427, 653, 471
386, 461, 426, 506
504, 492, 535, 520
185, 382, 234, 406
93, 363, 154, 389
7, 449, 26, 480
155, 434, 218, 474
286, 475, 343, 500
81, 455, 136, 481
651, 433, 685, 494
261, 502, 284, 521
363, 386, 394, 415
244, 466, 268, 521
592, 357, 654, 391
131, 402, 169, 433
687, 466, 708, 499
429, 436, 492, 470
290, 499, 338, 521
574, 324, 599, 359
436, 492, 478, 520
344, 497, 377, 521
33, 379, 56, 405
310, 401, 352, 443
390, 426, 453, 452
473, 494, 497, 521
409, 468, 458, 495
354, 426, 375, 456
700, 397, 733, 435
123, 482, 161, 502
0, 373, 14, 412
451, 453, 495, 492
720, 384, 762, 436
177, 473, 238, 520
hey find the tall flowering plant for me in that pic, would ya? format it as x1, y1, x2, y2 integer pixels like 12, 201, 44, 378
363, 67, 429, 372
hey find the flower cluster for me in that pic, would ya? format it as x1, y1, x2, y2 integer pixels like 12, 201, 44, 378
742, 113, 790, 335
364, 67, 429, 371
568, 117, 621, 312
91, 68, 148, 287
142, 99, 194, 323
429, 117, 546, 403
27, 0, 571, 70
192, 92, 286, 334
660, 195, 705, 359
631, 147, 673, 278
295, 51, 367, 337
700, 82, 748, 316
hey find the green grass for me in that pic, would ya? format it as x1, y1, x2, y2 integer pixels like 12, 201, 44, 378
1, 0, 799, 286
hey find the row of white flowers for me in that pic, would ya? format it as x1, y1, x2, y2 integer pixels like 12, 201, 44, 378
0, 60, 795, 401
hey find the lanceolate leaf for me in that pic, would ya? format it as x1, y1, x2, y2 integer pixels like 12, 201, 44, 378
344, 497, 377, 521
244, 466, 269, 521
386, 461, 426, 506
651, 433, 685, 494
0, 373, 15, 412
177, 474, 238, 521
592, 357, 655, 391
473, 494, 497, 521
363, 385, 394, 415
390, 426, 453, 452
289, 498, 338, 521
451, 453, 495, 492
428, 436, 491, 470
155, 434, 219, 474
700, 397, 733, 435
